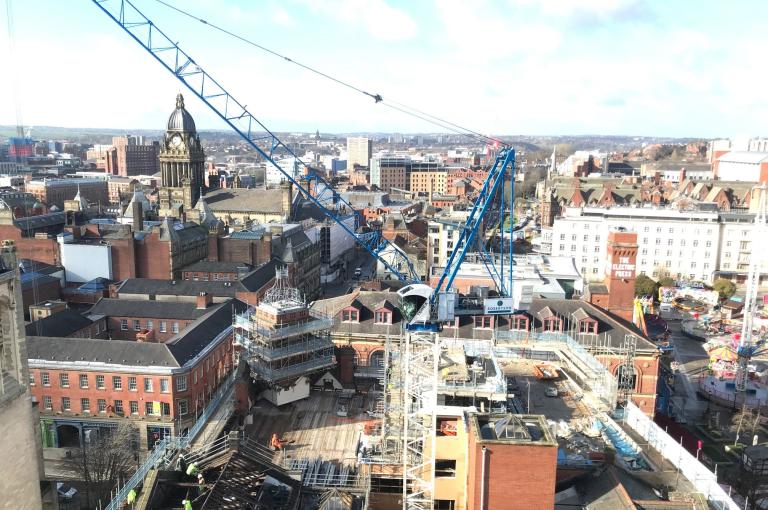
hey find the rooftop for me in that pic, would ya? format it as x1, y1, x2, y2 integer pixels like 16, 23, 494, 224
471, 413, 556, 445
25, 309, 93, 337
89, 298, 212, 320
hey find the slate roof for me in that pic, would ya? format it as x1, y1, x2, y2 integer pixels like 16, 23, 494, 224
27, 298, 249, 369
25, 309, 93, 337
203, 188, 284, 213
89, 298, 211, 320
315, 291, 655, 351
181, 260, 253, 274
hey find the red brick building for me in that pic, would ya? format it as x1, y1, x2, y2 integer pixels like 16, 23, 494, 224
88, 295, 215, 342
27, 298, 247, 450
466, 414, 558, 510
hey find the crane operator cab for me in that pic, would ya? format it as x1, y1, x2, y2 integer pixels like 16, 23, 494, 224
397, 284, 456, 332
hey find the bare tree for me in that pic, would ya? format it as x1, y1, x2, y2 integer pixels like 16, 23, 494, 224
66, 421, 139, 507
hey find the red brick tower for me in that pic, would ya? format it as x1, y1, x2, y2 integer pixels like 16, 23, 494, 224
604, 229, 638, 322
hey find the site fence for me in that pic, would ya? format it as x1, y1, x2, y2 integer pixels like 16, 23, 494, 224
105, 371, 237, 510
623, 402, 739, 510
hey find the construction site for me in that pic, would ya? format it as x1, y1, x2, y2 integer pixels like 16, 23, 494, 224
68, 1, 745, 509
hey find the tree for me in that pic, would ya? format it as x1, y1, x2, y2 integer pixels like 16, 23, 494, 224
713, 278, 737, 301
66, 422, 139, 508
658, 276, 675, 288
635, 274, 659, 297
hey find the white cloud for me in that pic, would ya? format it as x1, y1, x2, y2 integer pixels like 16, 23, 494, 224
293, 0, 417, 42
511, 0, 646, 22
270, 6, 297, 28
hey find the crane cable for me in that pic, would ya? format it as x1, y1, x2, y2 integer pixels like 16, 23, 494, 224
151, 0, 507, 148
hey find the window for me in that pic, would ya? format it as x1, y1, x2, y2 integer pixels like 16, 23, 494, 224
583, 224, 589, 230
178, 399, 189, 416
693, 240, 699, 247
704, 263, 709, 270
665, 260, 672, 267
133, 319, 141, 331
666, 250, 672, 257
120, 319, 128, 330
740, 240, 750, 250
375, 311, 390, 324
193, 370, 198, 385
172, 322, 179, 334
583, 235, 588, 241
704, 252, 710, 259
706, 240, 712, 248
668, 227, 674, 233
96, 375, 105, 389
641, 248, 647, 255
643, 226, 649, 232
691, 262, 697, 268
81, 398, 90, 413
667, 239, 673, 246
617, 364, 637, 391
595, 235, 600, 243
79, 374, 88, 389
680, 240, 685, 246
113, 376, 122, 390
571, 234, 577, 241
162, 402, 171, 416
114, 400, 124, 414
592, 268, 598, 274
655, 239, 661, 245
62, 397, 71, 411
594, 246, 600, 253
59, 373, 69, 388
656, 227, 661, 233
582, 245, 588, 253
43, 396, 52, 410
29, 373, 34, 386
342, 310, 359, 322
727, 241, 732, 247
130, 401, 139, 414
725, 252, 731, 259
560, 233, 565, 240
474, 316, 492, 329
98, 399, 107, 413
559, 244, 565, 251
145, 402, 154, 416
128, 376, 137, 391
435, 459, 457, 478
146, 320, 153, 330
581, 256, 587, 263
41, 372, 50, 386
593, 257, 599, 263
175, 375, 188, 392
160, 321, 167, 333
434, 500, 456, 510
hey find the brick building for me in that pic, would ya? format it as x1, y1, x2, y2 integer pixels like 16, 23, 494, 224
104, 135, 160, 177
25, 308, 106, 339
180, 260, 252, 282
89, 295, 215, 342
25, 178, 108, 209
27, 298, 247, 450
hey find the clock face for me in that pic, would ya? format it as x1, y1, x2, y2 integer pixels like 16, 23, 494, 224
171, 134, 182, 148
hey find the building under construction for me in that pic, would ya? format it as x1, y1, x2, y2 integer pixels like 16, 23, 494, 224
234, 268, 335, 406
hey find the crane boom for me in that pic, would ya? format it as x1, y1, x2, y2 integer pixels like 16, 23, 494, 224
91, 0, 419, 283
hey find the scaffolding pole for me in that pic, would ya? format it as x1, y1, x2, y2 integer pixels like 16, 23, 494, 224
401, 332, 438, 510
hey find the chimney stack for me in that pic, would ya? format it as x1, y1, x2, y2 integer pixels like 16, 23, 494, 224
281, 180, 293, 219
197, 291, 212, 309
132, 199, 143, 232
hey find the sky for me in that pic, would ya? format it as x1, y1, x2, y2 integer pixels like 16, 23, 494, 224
0, 0, 766, 138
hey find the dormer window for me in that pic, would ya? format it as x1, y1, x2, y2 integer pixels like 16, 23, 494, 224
543, 317, 562, 332
341, 309, 359, 322
474, 315, 493, 329
375, 311, 391, 324
509, 314, 529, 331
572, 308, 598, 334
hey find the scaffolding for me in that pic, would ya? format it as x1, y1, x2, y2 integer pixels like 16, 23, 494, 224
233, 268, 335, 386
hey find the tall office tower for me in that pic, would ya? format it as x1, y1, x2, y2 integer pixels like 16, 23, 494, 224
347, 136, 372, 169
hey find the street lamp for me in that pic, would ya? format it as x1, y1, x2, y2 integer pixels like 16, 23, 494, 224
527, 380, 531, 413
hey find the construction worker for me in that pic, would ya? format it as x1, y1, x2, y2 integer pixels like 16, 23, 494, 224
182, 498, 193, 510
186, 462, 199, 478
197, 473, 206, 497
126, 488, 137, 507
270, 433, 287, 451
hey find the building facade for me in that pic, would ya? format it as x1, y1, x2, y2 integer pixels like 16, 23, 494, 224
346, 137, 372, 169
104, 135, 160, 177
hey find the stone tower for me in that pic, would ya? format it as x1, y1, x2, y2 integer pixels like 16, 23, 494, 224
603, 229, 638, 322
158, 93, 206, 218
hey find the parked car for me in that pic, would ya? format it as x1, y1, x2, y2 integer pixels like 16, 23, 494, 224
57, 483, 78, 500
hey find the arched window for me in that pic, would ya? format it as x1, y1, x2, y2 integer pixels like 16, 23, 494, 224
369, 350, 385, 368
617, 364, 637, 392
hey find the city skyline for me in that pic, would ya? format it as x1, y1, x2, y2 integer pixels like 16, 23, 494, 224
1, 0, 767, 138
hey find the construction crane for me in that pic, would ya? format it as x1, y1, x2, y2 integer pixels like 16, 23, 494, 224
735, 185, 767, 393
90, 0, 519, 327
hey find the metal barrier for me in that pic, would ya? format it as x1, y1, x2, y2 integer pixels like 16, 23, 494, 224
106, 371, 237, 510
623, 402, 739, 510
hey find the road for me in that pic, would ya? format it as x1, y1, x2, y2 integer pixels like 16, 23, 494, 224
662, 311, 710, 423
321, 250, 377, 299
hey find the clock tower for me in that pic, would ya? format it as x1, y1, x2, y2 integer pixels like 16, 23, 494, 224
158, 93, 206, 218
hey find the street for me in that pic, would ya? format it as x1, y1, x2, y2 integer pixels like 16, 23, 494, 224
662, 311, 710, 423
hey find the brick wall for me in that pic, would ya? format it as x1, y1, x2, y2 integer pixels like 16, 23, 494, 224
0, 225, 59, 265
467, 433, 557, 510
135, 234, 172, 279
105, 316, 194, 342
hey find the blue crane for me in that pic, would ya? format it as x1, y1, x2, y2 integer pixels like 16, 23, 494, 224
91, 0, 516, 327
